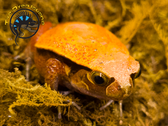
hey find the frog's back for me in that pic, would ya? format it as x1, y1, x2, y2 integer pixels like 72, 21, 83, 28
35, 22, 138, 78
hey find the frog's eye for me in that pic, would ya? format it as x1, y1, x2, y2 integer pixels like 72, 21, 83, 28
131, 67, 141, 79
90, 71, 109, 85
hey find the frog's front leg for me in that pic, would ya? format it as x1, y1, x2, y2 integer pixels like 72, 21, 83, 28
44, 58, 66, 90
44, 58, 81, 119
44, 58, 66, 119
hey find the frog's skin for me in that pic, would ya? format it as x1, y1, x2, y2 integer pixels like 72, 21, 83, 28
29, 22, 140, 102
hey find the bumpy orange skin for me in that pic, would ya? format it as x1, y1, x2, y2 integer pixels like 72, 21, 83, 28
29, 22, 140, 101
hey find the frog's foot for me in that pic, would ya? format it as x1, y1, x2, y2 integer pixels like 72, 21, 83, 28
63, 100, 81, 110
60, 91, 81, 110
57, 100, 81, 119
13, 46, 32, 81
99, 100, 123, 125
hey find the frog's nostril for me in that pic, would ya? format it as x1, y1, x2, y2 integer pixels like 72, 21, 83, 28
106, 80, 133, 100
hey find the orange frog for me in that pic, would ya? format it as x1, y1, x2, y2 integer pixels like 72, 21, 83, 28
28, 22, 140, 122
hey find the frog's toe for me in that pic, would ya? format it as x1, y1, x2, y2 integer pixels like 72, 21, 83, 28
64, 100, 81, 110
99, 100, 113, 110
14, 52, 25, 60
119, 100, 123, 125
72, 101, 81, 110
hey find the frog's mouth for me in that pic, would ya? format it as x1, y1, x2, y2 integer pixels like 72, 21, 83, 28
70, 81, 112, 100
70, 81, 132, 101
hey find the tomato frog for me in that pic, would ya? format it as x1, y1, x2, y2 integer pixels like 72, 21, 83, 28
26, 22, 140, 123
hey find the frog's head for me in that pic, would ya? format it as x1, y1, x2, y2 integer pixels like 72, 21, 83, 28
70, 52, 140, 101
